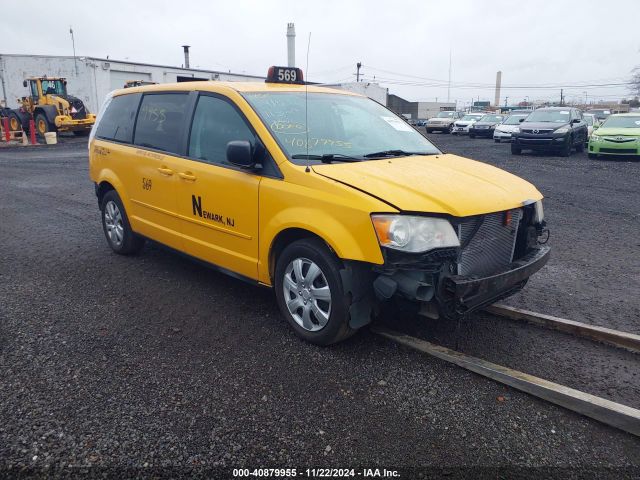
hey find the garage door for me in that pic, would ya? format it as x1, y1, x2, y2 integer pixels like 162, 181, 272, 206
110, 71, 152, 91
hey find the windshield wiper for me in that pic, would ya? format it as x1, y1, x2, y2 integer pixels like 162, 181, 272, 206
363, 150, 434, 158
291, 153, 361, 163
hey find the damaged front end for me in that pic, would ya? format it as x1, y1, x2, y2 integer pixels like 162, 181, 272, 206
370, 203, 550, 320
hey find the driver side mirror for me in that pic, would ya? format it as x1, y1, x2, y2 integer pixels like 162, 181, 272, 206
23, 80, 28, 88
571, 118, 580, 124
519, 118, 525, 122
226, 140, 256, 169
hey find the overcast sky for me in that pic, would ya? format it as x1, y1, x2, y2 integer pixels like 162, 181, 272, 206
2, 0, 638, 106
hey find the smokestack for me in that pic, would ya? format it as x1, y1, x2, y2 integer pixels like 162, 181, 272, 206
182, 45, 191, 69
494, 70, 502, 108
286, 23, 296, 67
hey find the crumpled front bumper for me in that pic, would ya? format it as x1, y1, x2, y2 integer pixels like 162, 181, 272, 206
441, 245, 550, 316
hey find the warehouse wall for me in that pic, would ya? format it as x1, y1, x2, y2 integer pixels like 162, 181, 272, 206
0, 54, 263, 113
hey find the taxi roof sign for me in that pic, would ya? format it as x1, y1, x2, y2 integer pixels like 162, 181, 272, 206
266, 66, 304, 85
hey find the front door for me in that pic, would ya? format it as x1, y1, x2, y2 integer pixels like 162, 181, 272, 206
175, 94, 261, 280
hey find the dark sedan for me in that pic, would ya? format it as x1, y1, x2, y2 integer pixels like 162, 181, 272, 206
469, 114, 505, 138
511, 107, 588, 157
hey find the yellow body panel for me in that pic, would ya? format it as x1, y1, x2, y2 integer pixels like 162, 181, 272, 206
89, 81, 543, 287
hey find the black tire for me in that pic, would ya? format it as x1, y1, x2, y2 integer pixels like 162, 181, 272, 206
469, 133, 476, 139
575, 139, 585, 153
494, 139, 500, 143
560, 136, 572, 157
511, 144, 522, 155
274, 238, 356, 346
7, 111, 22, 131
100, 190, 145, 255
426, 128, 433, 134
588, 153, 598, 159
73, 130, 90, 137
447, 124, 453, 134
34, 112, 54, 138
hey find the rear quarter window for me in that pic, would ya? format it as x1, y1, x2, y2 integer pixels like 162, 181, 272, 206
133, 93, 190, 154
95, 93, 141, 143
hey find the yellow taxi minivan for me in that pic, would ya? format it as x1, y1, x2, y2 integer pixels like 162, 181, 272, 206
89, 66, 550, 345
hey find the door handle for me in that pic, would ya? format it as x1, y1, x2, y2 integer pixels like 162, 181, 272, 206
178, 172, 197, 182
157, 167, 174, 176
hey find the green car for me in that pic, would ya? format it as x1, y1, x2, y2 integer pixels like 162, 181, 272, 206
588, 113, 640, 159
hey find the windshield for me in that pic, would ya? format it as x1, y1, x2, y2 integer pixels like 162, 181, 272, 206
600, 116, 640, 129
243, 92, 441, 163
40, 79, 67, 96
504, 114, 528, 125
525, 110, 571, 123
479, 114, 504, 123
461, 115, 482, 121
436, 111, 456, 118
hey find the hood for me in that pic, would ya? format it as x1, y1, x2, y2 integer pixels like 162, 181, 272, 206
496, 124, 518, 132
595, 127, 640, 137
520, 121, 568, 130
429, 117, 454, 122
312, 154, 542, 217
473, 121, 499, 127
455, 120, 476, 126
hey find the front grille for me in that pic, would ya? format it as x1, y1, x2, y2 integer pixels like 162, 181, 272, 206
522, 129, 553, 134
600, 148, 637, 154
604, 137, 636, 143
457, 209, 522, 277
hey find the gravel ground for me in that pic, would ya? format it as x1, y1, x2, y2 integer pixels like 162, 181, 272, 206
0, 137, 639, 478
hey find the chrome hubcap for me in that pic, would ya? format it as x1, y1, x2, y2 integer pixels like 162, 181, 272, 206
283, 257, 331, 332
104, 200, 124, 247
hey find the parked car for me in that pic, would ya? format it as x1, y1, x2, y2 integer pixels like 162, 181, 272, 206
469, 114, 506, 138
586, 109, 611, 123
452, 113, 485, 135
588, 113, 640, 159
426, 111, 464, 134
582, 113, 598, 141
493, 113, 530, 142
511, 107, 588, 157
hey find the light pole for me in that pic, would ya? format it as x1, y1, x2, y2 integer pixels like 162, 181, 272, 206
583, 91, 588, 106
70, 26, 78, 76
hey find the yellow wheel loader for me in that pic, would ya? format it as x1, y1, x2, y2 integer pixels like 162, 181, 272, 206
13, 77, 96, 137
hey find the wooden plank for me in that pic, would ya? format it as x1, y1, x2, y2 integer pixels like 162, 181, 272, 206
485, 304, 640, 354
373, 327, 640, 437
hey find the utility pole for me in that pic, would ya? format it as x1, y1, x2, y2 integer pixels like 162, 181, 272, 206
356, 62, 362, 82
560, 88, 564, 106
70, 26, 78, 76
505, 96, 509, 107
447, 49, 452, 103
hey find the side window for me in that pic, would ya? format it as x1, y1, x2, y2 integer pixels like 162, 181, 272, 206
30, 82, 39, 99
134, 93, 189, 154
95, 93, 141, 143
188, 95, 256, 165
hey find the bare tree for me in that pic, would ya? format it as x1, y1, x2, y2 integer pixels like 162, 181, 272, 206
631, 66, 640, 97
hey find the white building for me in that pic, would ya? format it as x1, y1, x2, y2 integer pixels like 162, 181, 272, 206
0, 53, 390, 114
0, 53, 264, 113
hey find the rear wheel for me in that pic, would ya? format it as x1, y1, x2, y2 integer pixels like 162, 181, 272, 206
275, 238, 356, 346
35, 113, 53, 138
511, 144, 522, 155
8, 111, 22, 131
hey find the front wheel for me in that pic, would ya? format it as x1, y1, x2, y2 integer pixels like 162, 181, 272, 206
469, 133, 476, 139
35, 113, 53, 138
100, 190, 145, 255
426, 128, 433, 134
588, 153, 598, 159
275, 238, 356, 346
447, 124, 454, 134
560, 136, 572, 157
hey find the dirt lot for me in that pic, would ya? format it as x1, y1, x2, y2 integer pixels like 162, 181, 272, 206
0, 135, 639, 477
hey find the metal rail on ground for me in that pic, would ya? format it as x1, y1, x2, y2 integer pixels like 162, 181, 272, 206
485, 304, 640, 354
372, 327, 640, 438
